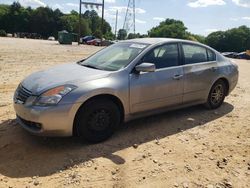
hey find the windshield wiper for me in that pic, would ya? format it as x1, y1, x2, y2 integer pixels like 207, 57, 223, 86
82, 64, 100, 70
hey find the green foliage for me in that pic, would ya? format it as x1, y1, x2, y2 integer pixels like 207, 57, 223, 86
29, 7, 63, 37
148, 18, 206, 44
148, 19, 188, 39
127, 33, 138, 39
0, 29, 6, 36
104, 32, 115, 40
93, 29, 102, 38
205, 31, 226, 52
127, 33, 136, 39
117, 29, 127, 40
0, 4, 9, 16
0, 2, 112, 39
206, 26, 250, 52
60, 14, 91, 37
127, 33, 148, 39
187, 33, 206, 44
138, 34, 148, 38
83, 10, 112, 37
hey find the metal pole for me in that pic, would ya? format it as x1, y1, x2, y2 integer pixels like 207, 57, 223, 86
101, 0, 105, 44
114, 10, 118, 40
133, 0, 136, 35
78, 0, 82, 45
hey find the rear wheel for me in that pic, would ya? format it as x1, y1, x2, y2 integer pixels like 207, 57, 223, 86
205, 80, 227, 109
75, 99, 120, 143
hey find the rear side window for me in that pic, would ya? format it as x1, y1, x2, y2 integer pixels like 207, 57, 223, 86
207, 49, 216, 61
143, 43, 179, 69
182, 44, 208, 64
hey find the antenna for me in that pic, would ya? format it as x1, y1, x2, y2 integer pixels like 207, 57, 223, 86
123, 0, 136, 35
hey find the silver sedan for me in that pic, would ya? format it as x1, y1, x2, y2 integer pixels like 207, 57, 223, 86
14, 38, 239, 142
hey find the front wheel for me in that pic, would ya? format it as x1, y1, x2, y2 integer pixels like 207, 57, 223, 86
75, 99, 120, 143
205, 80, 227, 109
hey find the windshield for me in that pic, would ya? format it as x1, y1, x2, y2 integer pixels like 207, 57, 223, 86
80, 42, 149, 71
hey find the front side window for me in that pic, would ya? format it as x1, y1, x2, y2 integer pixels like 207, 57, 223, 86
183, 44, 208, 64
80, 42, 148, 71
142, 43, 179, 69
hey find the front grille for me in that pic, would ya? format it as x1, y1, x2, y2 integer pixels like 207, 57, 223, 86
17, 116, 42, 131
16, 85, 32, 103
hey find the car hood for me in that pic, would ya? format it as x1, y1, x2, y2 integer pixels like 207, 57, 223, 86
21, 63, 111, 95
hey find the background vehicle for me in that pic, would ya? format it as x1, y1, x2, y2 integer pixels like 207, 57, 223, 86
86, 38, 101, 46
48, 36, 55, 41
222, 51, 250, 60
14, 38, 239, 143
80, 36, 95, 44
236, 52, 250, 60
101, 40, 114, 46
221, 52, 238, 58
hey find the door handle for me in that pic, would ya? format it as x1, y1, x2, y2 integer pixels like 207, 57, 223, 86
173, 74, 183, 80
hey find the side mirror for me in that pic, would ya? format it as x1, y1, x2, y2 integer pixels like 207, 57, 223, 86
135, 63, 156, 73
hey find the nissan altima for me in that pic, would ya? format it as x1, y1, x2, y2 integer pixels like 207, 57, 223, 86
14, 38, 238, 142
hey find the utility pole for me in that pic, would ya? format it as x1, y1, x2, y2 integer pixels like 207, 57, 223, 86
78, 0, 82, 45
78, 0, 105, 45
133, 0, 135, 35
101, 0, 104, 41
114, 10, 118, 40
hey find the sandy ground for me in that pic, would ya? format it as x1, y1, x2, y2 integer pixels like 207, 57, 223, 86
0, 37, 249, 188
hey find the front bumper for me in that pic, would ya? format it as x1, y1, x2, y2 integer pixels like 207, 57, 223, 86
14, 102, 77, 137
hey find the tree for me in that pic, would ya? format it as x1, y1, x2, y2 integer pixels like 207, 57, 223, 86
206, 31, 226, 52
0, 29, 6, 36
83, 10, 112, 37
128, 33, 138, 39
226, 26, 250, 52
3, 2, 23, 33
104, 31, 115, 40
60, 14, 91, 36
30, 7, 59, 37
93, 29, 102, 38
0, 3, 113, 39
206, 26, 250, 52
187, 33, 206, 43
117, 29, 127, 40
127, 33, 147, 39
148, 19, 188, 39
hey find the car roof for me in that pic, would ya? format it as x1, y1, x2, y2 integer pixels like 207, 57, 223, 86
122, 38, 201, 45
120, 38, 219, 53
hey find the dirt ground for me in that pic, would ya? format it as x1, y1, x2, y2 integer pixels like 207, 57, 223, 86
0, 37, 249, 188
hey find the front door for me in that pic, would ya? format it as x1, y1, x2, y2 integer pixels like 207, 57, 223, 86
129, 43, 184, 114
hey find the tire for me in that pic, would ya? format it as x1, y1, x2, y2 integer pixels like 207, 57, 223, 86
75, 99, 120, 143
205, 80, 227, 109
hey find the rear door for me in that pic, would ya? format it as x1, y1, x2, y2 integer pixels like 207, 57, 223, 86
129, 43, 184, 113
181, 43, 218, 104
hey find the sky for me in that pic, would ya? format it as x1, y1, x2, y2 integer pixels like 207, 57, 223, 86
0, 0, 250, 36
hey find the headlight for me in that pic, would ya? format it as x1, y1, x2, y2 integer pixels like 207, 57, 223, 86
34, 85, 77, 106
